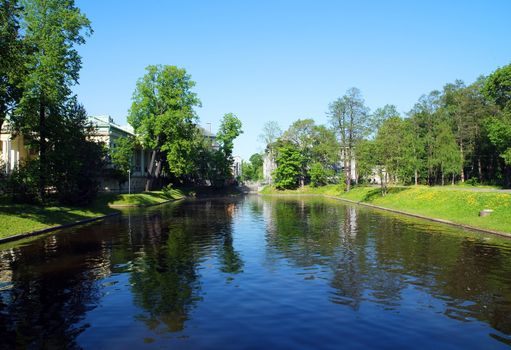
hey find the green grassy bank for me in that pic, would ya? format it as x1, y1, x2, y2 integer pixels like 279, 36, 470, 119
260, 185, 511, 234
0, 189, 187, 239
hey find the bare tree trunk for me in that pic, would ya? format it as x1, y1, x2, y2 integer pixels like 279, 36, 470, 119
452, 174, 455, 185
414, 169, 418, 185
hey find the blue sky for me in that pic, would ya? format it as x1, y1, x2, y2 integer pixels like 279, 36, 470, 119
73, 0, 511, 160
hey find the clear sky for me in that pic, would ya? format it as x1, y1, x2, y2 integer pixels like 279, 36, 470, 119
73, 0, 511, 160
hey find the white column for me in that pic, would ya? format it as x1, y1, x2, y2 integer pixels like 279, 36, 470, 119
1, 141, 6, 173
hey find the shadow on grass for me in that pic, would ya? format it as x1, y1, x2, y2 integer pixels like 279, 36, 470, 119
0, 201, 118, 232
361, 187, 412, 203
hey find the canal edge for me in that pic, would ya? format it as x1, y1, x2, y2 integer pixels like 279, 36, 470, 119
0, 212, 121, 245
259, 193, 511, 239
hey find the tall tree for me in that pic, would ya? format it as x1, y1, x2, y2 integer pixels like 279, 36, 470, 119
110, 135, 136, 184
259, 120, 282, 184
214, 113, 243, 184
283, 118, 315, 186
273, 140, 303, 190
328, 87, 370, 191
0, 0, 23, 131
433, 120, 462, 185
128, 65, 201, 190
408, 91, 442, 185
370, 104, 399, 138
483, 63, 511, 111
483, 63, 511, 185
15, 0, 91, 199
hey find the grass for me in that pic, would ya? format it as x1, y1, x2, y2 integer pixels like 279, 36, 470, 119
261, 184, 511, 234
102, 189, 186, 207
0, 189, 187, 239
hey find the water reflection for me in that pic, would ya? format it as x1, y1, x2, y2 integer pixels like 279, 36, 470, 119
260, 196, 511, 342
0, 199, 244, 347
0, 196, 510, 348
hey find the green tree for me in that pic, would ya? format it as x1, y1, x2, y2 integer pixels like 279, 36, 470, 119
212, 113, 243, 185
46, 100, 105, 204
110, 135, 136, 184
283, 118, 315, 186
374, 117, 416, 194
259, 121, 282, 184
483, 63, 511, 110
408, 91, 442, 185
128, 65, 201, 190
15, 0, 91, 200
433, 121, 462, 185
273, 141, 303, 190
241, 153, 264, 182
355, 139, 377, 182
370, 104, 399, 137
309, 162, 334, 187
0, 0, 23, 131
310, 125, 339, 174
328, 87, 370, 191
248, 153, 264, 180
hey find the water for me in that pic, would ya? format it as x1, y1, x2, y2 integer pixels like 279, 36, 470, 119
1, 195, 511, 349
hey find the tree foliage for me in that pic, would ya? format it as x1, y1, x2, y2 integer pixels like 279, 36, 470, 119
128, 65, 201, 189
212, 113, 243, 184
110, 136, 136, 182
273, 141, 303, 190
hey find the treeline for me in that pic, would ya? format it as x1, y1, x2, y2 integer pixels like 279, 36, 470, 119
264, 64, 511, 192
0, 0, 243, 204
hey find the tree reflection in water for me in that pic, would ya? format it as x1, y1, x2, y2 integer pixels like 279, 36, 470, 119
261, 196, 511, 339
128, 199, 243, 333
1, 196, 511, 348
0, 220, 123, 349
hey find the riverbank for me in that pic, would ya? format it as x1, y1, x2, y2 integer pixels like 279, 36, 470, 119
0, 189, 187, 240
260, 185, 511, 235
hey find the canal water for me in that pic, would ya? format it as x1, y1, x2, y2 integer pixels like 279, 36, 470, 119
1, 196, 511, 349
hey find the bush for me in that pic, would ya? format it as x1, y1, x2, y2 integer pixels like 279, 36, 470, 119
2, 160, 41, 204
465, 177, 480, 186
309, 162, 334, 187
162, 183, 174, 198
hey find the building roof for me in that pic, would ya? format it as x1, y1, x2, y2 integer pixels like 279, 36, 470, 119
88, 115, 135, 137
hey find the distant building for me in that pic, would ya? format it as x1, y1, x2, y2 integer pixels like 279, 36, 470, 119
0, 129, 30, 174
88, 115, 150, 192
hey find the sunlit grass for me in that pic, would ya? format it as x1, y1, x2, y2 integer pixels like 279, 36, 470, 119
261, 185, 511, 233
0, 189, 187, 239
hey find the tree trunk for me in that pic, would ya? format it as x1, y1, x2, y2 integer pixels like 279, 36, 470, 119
452, 174, 455, 185
414, 168, 418, 186
460, 142, 465, 183
380, 169, 386, 196
343, 148, 350, 191
39, 101, 46, 201
145, 149, 157, 191
478, 156, 483, 182
154, 155, 163, 189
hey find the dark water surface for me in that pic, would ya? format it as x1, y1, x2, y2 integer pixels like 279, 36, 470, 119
1, 195, 511, 349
